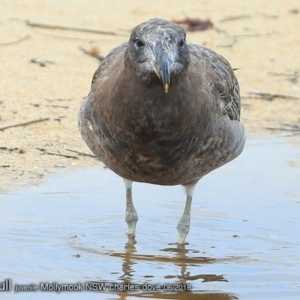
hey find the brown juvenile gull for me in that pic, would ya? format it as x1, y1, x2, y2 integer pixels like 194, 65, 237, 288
78, 18, 246, 245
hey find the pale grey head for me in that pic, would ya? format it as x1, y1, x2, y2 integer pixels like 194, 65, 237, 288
124, 18, 190, 93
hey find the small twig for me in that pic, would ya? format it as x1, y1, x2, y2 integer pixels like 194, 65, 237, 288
268, 72, 294, 77
220, 15, 251, 22
26, 20, 125, 36
214, 28, 237, 48
79, 46, 105, 62
30, 57, 55, 67
261, 13, 279, 19
0, 34, 31, 46
268, 71, 300, 84
53, 116, 66, 122
43, 151, 79, 159
266, 127, 300, 132
45, 98, 72, 102
66, 148, 97, 158
266, 123, 300, 132
247, 92, 299, 101
281, 123, 300, 130
0, 165, 10, 168
36, 147, 79, 159
0, 118, 50, 131
233, 32, 276, 38
46, 105, 69, 108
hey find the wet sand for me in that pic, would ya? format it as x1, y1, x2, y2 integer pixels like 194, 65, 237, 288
0, 0, 300, 192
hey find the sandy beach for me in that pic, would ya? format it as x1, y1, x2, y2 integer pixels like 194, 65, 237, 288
0, 0, 299, 192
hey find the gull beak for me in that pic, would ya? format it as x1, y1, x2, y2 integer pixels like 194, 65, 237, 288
150, 53, 170, 93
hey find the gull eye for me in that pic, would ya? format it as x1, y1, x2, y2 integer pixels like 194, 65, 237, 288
134, 38, 145, 48
178, 39, 185, 48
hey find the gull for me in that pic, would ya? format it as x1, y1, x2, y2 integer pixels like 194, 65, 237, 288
78, 18, 246, 245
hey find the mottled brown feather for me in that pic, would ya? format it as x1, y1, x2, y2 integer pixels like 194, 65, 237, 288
78, 18, 245, 186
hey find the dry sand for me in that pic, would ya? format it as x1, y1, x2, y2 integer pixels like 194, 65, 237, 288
0, 0, 299, 192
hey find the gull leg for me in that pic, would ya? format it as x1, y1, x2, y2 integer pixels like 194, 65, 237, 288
177, 181, 198, 245
123, 179, 138, 238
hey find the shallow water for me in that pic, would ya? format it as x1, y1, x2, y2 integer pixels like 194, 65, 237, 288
1, 136, 300, 299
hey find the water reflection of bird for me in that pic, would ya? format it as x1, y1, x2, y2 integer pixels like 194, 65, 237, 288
78, 18, 246, 245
